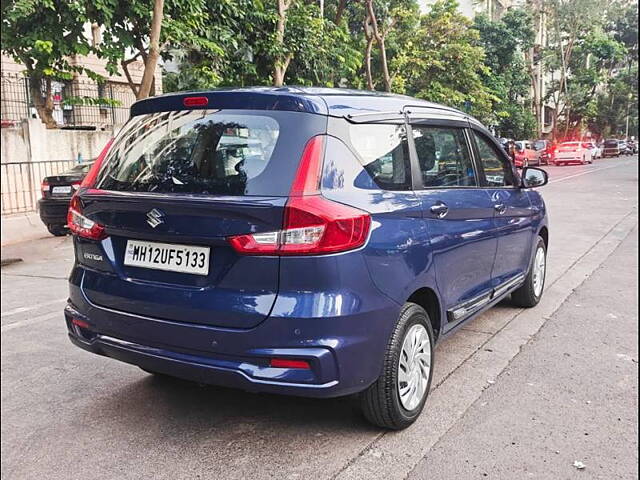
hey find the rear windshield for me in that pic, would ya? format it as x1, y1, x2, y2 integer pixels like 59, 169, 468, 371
604, 140, 618, 146
94, 109, 321, 196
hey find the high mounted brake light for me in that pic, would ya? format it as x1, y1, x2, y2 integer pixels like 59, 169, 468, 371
183, 96, 209, 107
228, 136, 371, 256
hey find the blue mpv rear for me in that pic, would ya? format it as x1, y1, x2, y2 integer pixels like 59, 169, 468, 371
66, 87, 549, 429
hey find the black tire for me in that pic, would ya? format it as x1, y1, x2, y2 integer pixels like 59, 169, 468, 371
512, 236, 547, 308
47, 224, 67, 236
360, 303, 435, 430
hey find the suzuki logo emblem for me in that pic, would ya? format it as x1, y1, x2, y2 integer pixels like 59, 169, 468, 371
146, 208, 165, 228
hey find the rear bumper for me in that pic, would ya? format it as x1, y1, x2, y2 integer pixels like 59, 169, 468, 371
67, 320, 340, 397
38, 198, 70, 225
553, 156, 584, 163
65, 265, 400, 398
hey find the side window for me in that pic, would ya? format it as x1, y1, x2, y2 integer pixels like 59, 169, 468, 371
348, 123, 412, 191
412, 126, 476, 188
473, 131, 516, 187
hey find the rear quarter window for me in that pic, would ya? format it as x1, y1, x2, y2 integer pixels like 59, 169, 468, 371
347, 123, 412, 191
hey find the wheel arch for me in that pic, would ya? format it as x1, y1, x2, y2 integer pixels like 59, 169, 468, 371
407, 287, 442, 342
538, 225, 549, 249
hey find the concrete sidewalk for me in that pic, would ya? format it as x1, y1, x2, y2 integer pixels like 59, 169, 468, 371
1, 212, 50, 247
408, 227, 639, 479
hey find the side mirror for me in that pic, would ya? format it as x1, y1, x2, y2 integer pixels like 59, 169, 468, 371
521, 167, 548, 188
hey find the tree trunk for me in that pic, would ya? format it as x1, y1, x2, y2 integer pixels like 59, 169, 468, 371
378, 36, 391, 92
273, 54, 292, 87
526, 47, 542, 137
335, 0, 347, 23
273, 0, 292, 87
364, 0, 392, 92
121, 57, 140, 97
29, 76, 57, 129
365, 36, 375, 90
137, 0, 164, 100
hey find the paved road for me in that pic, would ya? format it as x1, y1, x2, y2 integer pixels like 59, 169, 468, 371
1, 156, 638, 480
409, 225, 638, 480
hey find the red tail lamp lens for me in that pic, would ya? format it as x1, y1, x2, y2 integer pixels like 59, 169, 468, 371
183, 96, 209, 107
227, 135, 371, 256
67, 195, 107, 240
269, 358, 311, 369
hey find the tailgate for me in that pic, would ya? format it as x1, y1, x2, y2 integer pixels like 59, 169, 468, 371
77, 193, 285, 329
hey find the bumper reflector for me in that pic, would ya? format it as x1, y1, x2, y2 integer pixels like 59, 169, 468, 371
71, 317, 90, 329
269, 358, 311, 369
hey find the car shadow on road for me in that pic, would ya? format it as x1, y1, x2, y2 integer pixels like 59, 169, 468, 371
87, 370, 379, 438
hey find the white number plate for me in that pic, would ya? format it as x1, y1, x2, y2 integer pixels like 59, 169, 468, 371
124, 240, 210, 276
52, 186, 72, 195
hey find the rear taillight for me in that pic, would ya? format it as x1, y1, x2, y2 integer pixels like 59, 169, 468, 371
40, 180, 49, 197
228, 136, 371, 256
67, 195, 106, 240
81, 138, 114, 188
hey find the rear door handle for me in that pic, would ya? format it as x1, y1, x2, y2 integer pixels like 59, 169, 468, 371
494, 203, 507, 215
430, 202, 449, 218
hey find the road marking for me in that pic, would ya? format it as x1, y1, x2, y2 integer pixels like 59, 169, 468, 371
1, 298, 67, 318
549, 162, 633, 184
1, 311, 61, 333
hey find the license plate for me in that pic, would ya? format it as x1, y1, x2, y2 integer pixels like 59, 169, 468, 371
124, 240, 210, 275
52, 186, 72, 195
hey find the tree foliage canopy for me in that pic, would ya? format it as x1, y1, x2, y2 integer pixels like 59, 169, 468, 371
2, 0, 637, 137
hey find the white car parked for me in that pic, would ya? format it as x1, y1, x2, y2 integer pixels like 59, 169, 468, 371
551, 141, 593, 166
583, 141, 601, 159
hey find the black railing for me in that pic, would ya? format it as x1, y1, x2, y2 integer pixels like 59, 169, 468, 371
1, 160, 80, 215
1, 73, 134, 129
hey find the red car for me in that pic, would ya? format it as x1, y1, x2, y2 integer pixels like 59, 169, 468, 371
513, 141, 542, 167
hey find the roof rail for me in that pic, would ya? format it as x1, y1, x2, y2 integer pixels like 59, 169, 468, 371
344, 110, 405, 123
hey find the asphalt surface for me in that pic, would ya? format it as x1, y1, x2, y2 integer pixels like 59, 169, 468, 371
1, 155, 638, 480
409, 225, 638, 480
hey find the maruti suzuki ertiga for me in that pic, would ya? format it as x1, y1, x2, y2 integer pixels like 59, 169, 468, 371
65, 88, 549, 429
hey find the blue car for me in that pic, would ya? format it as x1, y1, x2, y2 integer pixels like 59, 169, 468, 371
65, 87, 549, 429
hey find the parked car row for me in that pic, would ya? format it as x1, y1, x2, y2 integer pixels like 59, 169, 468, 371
498, 136, 637, 167
602, 138, 638, 157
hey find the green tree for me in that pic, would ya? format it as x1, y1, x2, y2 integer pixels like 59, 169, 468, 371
266, 0, 361, 87
474, 8, 536, 138
393, 0, 498, 122
163, 0, 361, 90
163, 0, 265, 90
90, 0, 208, 98
544, 0, 605, 138
1, 0, 97, 127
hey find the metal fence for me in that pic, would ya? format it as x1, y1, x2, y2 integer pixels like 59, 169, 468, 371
1, 73, 134, 128
1, 159, 80, 215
